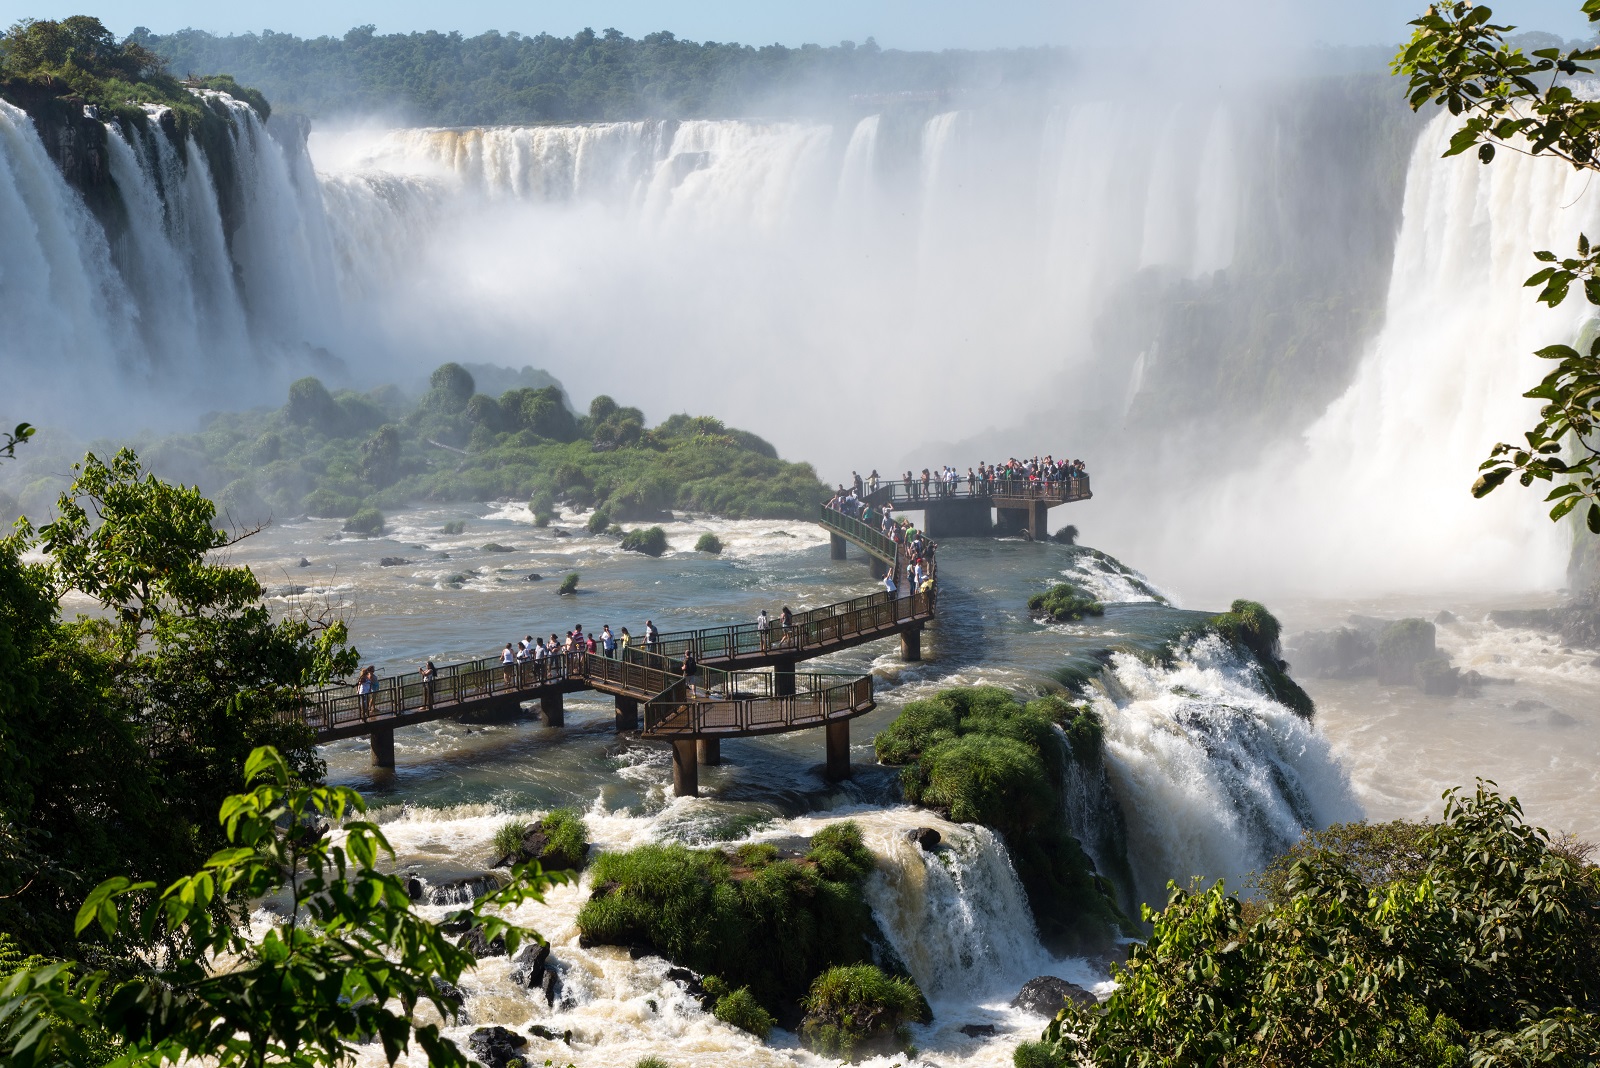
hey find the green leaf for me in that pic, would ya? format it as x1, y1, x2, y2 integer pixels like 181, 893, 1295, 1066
244, 745, 289, 786
1473, 466, 1514, 498
1588, 503, 1600, 533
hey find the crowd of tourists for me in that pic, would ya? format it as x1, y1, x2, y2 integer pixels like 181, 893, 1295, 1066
823, 490, 938, 596
837, 456, 1087, 502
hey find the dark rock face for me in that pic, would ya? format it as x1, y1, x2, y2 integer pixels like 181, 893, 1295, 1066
466, 1026, 526, 1068
509, 941, 560, 1006
959, 1023, 997, 1037
1288, 615, 1480, 695
1290, 626, 1376, 678
429, 976, 466, 1022
906, 827, 942, 851
1011, 975, 1096, 1016
457, 925, 508, 959
528, 1023, 571, 1043
379, 556, 409, 566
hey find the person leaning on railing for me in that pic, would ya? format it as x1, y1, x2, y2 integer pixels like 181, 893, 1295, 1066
356, 665, 377, 718
420, 660, 436, 710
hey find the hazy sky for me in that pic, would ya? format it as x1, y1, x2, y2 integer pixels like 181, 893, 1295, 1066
19, 0, 1598, 49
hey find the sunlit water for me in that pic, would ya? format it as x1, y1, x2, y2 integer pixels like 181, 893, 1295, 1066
221, 506, 1599, 1064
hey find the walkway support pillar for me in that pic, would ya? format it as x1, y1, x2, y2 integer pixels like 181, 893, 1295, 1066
825, 720, 850, 781
614, 696, 638, 732
830, 533, 848, 560
540, 693, 564, 727
697, 738, 721, 766
369, 727, 395, 769
671, 740, 699, 797
900, 626, 923, 663
773, 657, 797, 697
1030, 500, 1050, 541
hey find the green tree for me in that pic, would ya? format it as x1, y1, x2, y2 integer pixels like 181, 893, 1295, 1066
1027, 783, 1600, 1067
2, 450, 356, 955
356, 424, 400, 487
1, 746, 559, 1067
1395, 3, 1600, 529
424, 363, 475, 414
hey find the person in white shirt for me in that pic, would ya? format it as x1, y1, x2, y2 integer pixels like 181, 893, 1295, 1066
501, 642, 516, 685
756, 609, 771, 651
883, 572, 897, 598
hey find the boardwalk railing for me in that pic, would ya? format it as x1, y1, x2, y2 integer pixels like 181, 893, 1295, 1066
863, 476, 1091, 507
817, 506, 899, 562
644, 673, 873, 735
653, 588, 933, 663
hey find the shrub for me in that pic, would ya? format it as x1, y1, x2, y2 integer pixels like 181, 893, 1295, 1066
713, 986, 775, 1039
587, 509, 612, 535
558, 573, 579, 595
621, 526, 668, 557
492, 819, 531, 862
343, 507, 385, 535
440, 520, 466, 535
1028, 582, 1104, 622
635, 1059, 670, 1068
799, 964, 928, 1060
1204, 599, 1315, 719
539, 808, 588, 871
695, 532, 723, 554
533, 510, 553, 528
575, 823, 879, 1013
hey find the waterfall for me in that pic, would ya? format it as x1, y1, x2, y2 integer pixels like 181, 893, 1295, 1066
1088, 633, 1360, 907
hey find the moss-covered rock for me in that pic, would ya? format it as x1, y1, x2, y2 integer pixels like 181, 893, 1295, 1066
575, 822, 880, 1020
621, 526, 668, 556
1028, 581, 1104, 622
874, 687, 1127, 953
490, 809, 588, 871
1204, 600, 1314, 719
695, 532, 723, 554
342, 506, 385, 535
799, 964, 929, 1061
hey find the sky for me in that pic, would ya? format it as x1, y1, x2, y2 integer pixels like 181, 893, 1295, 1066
13, 0, 1598, 50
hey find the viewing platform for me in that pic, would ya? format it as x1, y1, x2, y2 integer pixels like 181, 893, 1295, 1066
294, 526, 934, 795
860, 476, 1091, 540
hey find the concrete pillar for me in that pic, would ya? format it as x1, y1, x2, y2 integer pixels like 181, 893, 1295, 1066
697, 738, 721, 766
614, 696, 638, 732
900, 626, 922, 663
773, 658, 797, 697
829, 533, 847, 560
995, 507, 1027, 537
540, 692, 564, 727
1030, 501, 1050, 541
870, 556, 888, 580
671, 740, 699, 797
825, 720, 851, 781
370, 727, 395, 769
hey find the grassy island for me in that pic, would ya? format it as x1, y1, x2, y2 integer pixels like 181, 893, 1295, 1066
1028, 581, 1105, 622
147, 362, 827, 526
575, 823, 925, 1049
874, 686, 1127, 953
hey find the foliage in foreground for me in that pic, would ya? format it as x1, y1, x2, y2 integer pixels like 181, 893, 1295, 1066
800, 963, 929, 1061
1028, 581, 1105, 622
575, 822, 880, 1018
1394, 3, 1600, 536
874, 686, 1125, 952
0, 449, 355, 957
1023, 783, 1600, 1068
0, 746, 559, 1068
1203, 599, 1315, 718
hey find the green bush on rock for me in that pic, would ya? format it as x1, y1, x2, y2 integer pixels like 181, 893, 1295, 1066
587, 509, 612, 535
799, 964, 929, 1061
343, 506, 385, 535
1203, 600, 1314, 719
1028, 581, 1104, 622
875, 687, 1126, 953
621, 526, 668, 556
558, 573, 579, 596
694, 532, 723, 554
711, 984, 776, 1039
574, 822, 881, 1018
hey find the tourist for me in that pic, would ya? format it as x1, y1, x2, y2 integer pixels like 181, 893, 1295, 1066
868, 470, 879, 492
601, 624, 616, 657
883, 571, 897, 598
619, 626, 632, 656
501, 643, 516, 685
357, 665, 377, 717
533, 638, 547, 681
645, 619, 659, 653
756, 608, 771, 650
779, 605, 794, 646
419, 660, 436, 710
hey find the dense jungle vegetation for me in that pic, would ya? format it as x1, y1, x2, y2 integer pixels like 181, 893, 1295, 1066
132, 24, 1068, 124
98, 361, 828, 528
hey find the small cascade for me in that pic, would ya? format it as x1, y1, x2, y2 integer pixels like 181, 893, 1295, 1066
1088, 633, 1360, 907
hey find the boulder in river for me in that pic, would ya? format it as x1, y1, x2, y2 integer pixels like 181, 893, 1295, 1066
466, 1026, 526, 1068
1011, 975, 1096, 1016
379, 556, 409, 567
509, 941, 561, 1005
905, 827, 941, 851
959, 1023, 997, 1037
456, 924, 507, 959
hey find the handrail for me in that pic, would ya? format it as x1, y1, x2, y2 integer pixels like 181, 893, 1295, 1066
653, 589, 934, 663
856, 476, 1091, 506
817, 506, 898, 562
642, 672, 874, 735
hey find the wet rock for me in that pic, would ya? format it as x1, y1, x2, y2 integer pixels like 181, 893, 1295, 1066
1434, 610, 1458, 624
1376, 619, 1437, 685
665, 965, 715, 1011
480, 543, 516, 552
466, 1025, 526, 1068
1489, 608, 1559, 631
490, 822, 588, 873
456, 925, 508, 959
959, 1023, 997, 1037
430, 976, 466, 1021
528, 1023, 571, 1043
526, 573, 542, 581
1287, 627, 1375, 679
1011, 976, 1096, 1016
379, 556, 410, 567
429, 873, 503, 906
1415, 657, 1461, 696
296, 557, 312, 568
551, 529, 571, 538
509, 942, 560, 1005
405, 877, 424, 901
906, 827, 942, 851
1511, 699, 1551, 712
